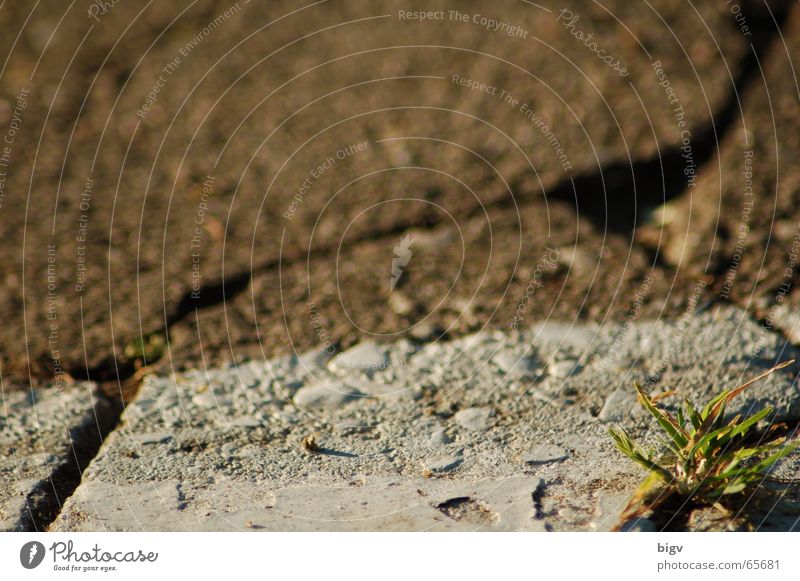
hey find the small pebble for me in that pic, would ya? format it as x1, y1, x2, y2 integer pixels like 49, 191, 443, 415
330, 341, 388, 371
293, 382, 363, 409
231, 417, 261, 429
557, 245, 594, 276
294, 346, 335, 373
598, 390, 634, 423
454, 407, 493, 432
522, 445, 568, 465
422, 455, 462, 474
409, 322, 444, 342
427, 428, 452, 447
192, 392, 220, 407
548, 359, 581, 378
618, 518, 657, 532
459, 332, 491, 351
532, 323, 595, 350
493, 352, 538, 378
389, 291, 415, 316
132, 432, 173, 445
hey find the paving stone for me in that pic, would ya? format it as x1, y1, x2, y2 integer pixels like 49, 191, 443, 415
0, 382, 118, 531
53, 476, 544, 532
50, 306, 800, 531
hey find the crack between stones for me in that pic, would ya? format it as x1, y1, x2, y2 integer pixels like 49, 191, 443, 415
17, 395, 123, 532
532, 480, 547, 520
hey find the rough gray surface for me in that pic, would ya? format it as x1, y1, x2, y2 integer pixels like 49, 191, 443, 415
0, 382, 114, 531
52, 306, 800, 531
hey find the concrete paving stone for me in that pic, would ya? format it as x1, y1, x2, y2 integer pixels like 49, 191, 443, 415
0, 381, 118, 531
51, 306, 800, 531
53, 475, 548, 532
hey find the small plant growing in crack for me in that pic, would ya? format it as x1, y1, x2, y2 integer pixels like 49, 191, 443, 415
609, 360, 799, 529
123, 331, 166, 368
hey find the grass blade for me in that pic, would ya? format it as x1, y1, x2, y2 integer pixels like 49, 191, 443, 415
634, 382, 689, 447
696, 360, 794, 437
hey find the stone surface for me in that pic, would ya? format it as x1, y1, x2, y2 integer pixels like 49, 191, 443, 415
54, 476, 545, 532
0, 382, 118, 531
4, 0, 799, 536
51, 306, 800, 531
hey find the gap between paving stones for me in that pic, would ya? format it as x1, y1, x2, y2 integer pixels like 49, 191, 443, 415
0, 383, 122, 532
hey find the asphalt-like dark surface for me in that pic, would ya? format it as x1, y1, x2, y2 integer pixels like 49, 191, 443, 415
0, 0, 795, 388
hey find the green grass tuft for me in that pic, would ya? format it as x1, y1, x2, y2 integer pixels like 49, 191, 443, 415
609, 360, 799, 528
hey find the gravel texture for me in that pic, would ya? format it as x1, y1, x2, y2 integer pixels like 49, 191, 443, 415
0, 382, 117, 531
51, 306, 800, 531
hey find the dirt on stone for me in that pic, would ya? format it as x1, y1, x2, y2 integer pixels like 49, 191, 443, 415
0, 0, 794, 387
651, 3, 800, 318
